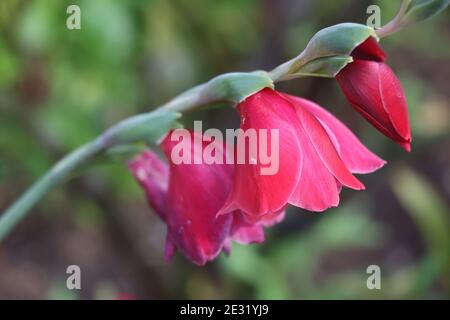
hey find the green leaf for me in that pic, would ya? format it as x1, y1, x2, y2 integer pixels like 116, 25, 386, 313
403, 0, 450, 25
204, 71, 274, 103
101, 109, 181, 147
283, 55, 353, 79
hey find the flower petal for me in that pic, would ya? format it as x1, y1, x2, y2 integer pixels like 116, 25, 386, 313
378, 63, 411, 145
164, 234, 177, 263
229, 212, 265, 245
259, 209, 286, 227
161, 130, 233, 265
220, 89, 302, 221
294, 100, 365, 190
282, 94, 386, 174
352, 37, 386, 62
129, 151, 169, 219
285, 96, 364, 211
288, 118, 341, 211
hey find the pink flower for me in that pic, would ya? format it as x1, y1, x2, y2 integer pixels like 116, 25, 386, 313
336, 37, 412, 151
129, 130, 281, 265
220, 88, 385, 222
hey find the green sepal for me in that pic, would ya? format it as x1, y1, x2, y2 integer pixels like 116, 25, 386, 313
270, 23, 376, 82
204, 71, 274, 103
283, 56, 353, 79
301, 23, 377, 61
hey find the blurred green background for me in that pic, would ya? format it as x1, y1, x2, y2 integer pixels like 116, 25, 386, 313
0, 0, 449, 299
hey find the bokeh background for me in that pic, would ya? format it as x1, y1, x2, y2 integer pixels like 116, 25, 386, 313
0, 0, 449, 299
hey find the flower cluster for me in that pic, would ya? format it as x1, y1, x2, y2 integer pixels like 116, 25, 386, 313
129, 36, 410, 265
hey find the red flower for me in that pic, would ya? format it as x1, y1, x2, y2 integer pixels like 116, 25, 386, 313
220, 88, 385, 222
129, 130, 281, 265
336, 37, 411, 151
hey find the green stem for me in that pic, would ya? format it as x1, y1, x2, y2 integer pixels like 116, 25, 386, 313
268, 53, 306, 82
0, 138, 105, 241
376, 0, 411, 38
160, 83, 207, 112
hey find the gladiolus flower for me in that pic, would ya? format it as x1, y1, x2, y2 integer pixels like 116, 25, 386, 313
336, 37, 412, 151
129, 130, 281, 265
220, 88, 385, 222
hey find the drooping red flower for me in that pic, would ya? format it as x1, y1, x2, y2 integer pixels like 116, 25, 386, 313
336, 37, 411, 151
220, 88, 385, 222
129, 130, 281, 265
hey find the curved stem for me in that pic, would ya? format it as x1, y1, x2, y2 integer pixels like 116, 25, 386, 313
0, 138, 105, 241
269, 59, 297, 82
376, 0, 411, 38
268, 52, 306, 82
160, 83, 207, 112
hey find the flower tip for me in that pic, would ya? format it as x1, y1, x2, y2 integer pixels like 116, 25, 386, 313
222, 241, 232, 256
366, 157, 387, 173
193, 260, 208, 267
164, 237, 177, 263
400, 141, 411, 152
377, 159, 388, 170
350, 178, 365, 191
350, 177, 365, 191
185, 251, 214, 266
